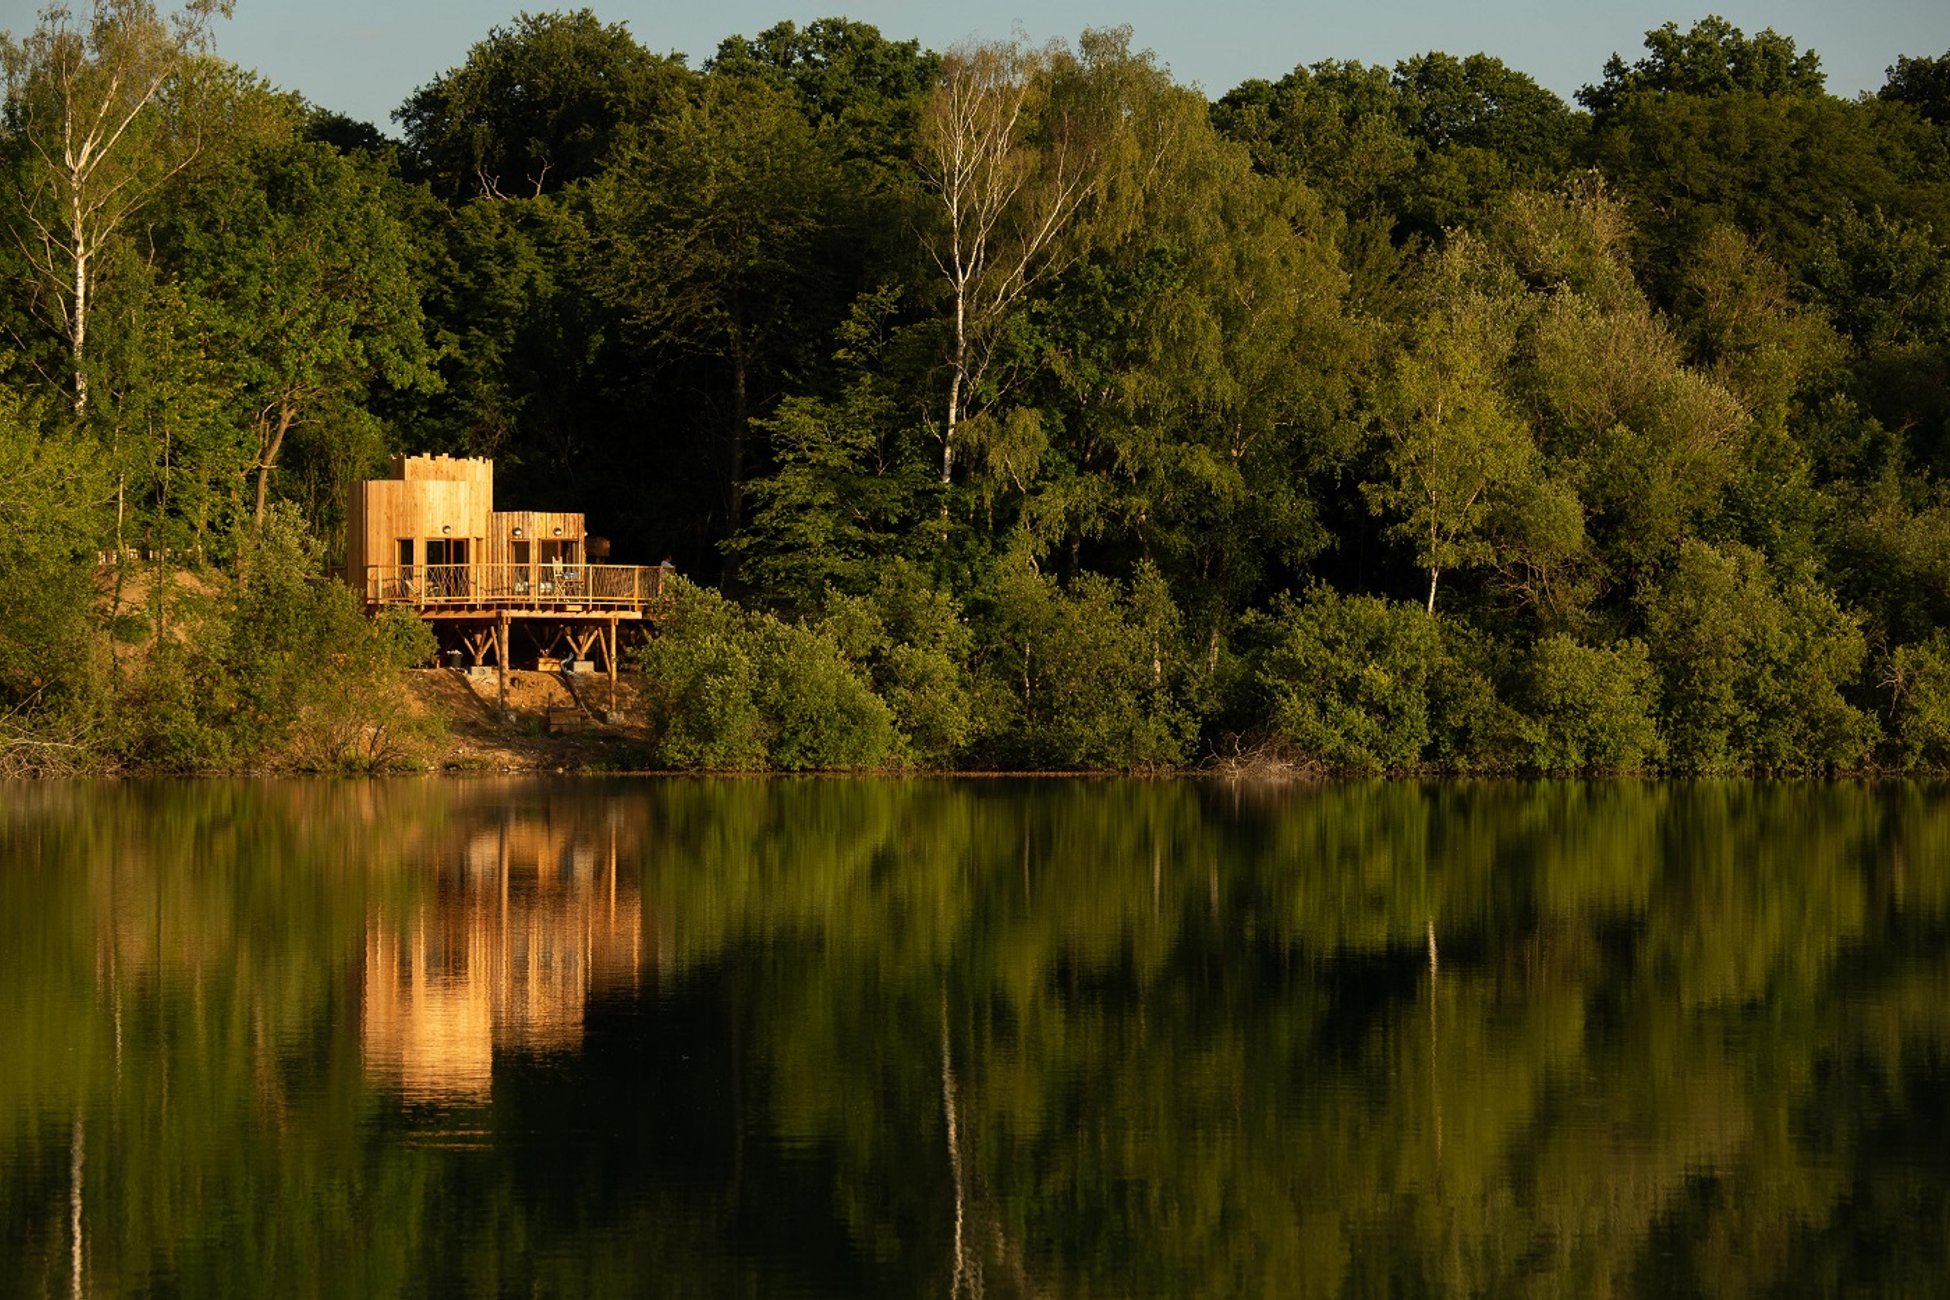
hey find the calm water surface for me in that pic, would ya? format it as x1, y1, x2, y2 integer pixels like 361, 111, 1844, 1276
2, 778, 1947, 1296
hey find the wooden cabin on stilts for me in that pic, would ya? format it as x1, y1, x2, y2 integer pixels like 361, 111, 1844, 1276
345, 455, 671, 711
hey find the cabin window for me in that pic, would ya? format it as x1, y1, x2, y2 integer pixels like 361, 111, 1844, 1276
511, 540, 531, 594
423, 538, 469, 597
396, 538, 414, 567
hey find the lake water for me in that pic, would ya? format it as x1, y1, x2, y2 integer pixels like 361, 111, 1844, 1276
2, 778, 1947, 1296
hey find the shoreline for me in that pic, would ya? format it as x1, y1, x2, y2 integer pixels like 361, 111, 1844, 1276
12, 671, 1949, 782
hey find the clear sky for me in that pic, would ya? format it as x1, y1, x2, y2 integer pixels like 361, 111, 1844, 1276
5, 0, 1947, 130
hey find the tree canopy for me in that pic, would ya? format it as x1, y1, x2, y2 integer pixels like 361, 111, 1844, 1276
3, 10, 1950, 774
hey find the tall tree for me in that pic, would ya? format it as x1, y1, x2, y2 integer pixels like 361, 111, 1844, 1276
588, 74, 838, 535
1579, 15, 1825, 115
0, 0, 232, 415
1881, 51, 1950, 127
166, 138, 433, 524
1366, 241, 1535, 615
394, 8, 685, 202
708, 16, 937, 139
916, 37, 1102, 489
1005, 71, 1363, 646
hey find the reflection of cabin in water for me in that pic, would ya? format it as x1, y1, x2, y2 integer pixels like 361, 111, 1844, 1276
360, 811, 647, 1104
345, 455, 670, 687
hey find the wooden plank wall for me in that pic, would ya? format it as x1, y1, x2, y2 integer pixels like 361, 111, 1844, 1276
348, 474, 494, 575
344, 458, 604, 593
487, 512, 587, 567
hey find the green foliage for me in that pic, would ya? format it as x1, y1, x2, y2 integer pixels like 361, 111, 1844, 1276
1641, 541, 1876, 772
588, 76, 834, 374
817, 560, 975, 764
977, 549, 1193, 769
630, 581, 766, 768
1257, 588, 1440, 772
707, 17, 938, 189
1889, 631, 1950, 769
0, 0, 239, 416
1580, 16, 1825, 114
1424, 619, 1529, 772
0, 383, 106, 713
1881, 51, 1950, 126
1586, 81, 1945, 304
166, 135, 435, 526
115, 505, 441, 772
757, 624, 898, 772
1522, 636, 1663, 772
633, 578, 897, 771
97, 280, 254, 561
1211, 60, 1415, 219
394, 8, 685, 201
1212, 52, 1582, 241
1014, 90, 1363, 638
1806, 209, 1950, 472
725, 287, 936, 605
6, 14, 1950, 777
1366, 238, 1536, 614
1830, 474, 1950, 647
1677, 225, 1843, 425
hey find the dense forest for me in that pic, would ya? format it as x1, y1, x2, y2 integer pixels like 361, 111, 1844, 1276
4, 1, 1950, 774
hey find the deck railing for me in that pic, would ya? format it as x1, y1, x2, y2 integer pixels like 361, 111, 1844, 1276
361, 563, 673, 612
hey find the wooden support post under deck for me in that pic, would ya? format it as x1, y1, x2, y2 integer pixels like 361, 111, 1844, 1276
607, 616, 619, 712
497, 611, 510, 713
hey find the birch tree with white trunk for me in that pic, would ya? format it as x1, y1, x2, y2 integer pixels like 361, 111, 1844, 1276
0, 0, 232, 418
917, 38, 1102, 491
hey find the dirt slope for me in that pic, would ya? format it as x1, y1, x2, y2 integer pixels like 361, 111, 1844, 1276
402, 668, 655, 772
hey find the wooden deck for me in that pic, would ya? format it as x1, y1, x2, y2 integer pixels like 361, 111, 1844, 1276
359, 563, 673, 616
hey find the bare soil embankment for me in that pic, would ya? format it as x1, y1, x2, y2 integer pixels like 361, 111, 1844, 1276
402, 668, 654, 772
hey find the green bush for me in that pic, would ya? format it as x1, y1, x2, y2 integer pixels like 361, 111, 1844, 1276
1522, 636, 1663, 772
753, 621, 900, 771
1889, 632, 1950, 770
1426, 621, 1530, 773
818, 561, 976, 764
117, 639, 239, 772
633, 579, 898, 771
632, 583, 768, 768
1258, 589, 1440, 773
114, 507, 444, 773
976, 550, 1193, 770
0, 383, 105, 723
1641, 540, 1876, 772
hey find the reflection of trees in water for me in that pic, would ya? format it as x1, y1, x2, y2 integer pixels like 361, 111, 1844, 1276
643, 780, 1950, 1297
360, 813, 644, 1103
3, 779, 1950, 1295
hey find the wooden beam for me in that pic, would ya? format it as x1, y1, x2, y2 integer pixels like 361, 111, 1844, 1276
565, 627, 601, 661
462, 626, 495, 667
497, 611, 510, 713
606, 616, 619, 712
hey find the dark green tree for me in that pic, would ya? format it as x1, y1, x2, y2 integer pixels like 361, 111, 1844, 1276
395, 8, 686, 201
1881, 51, 1950, 126
165, 138, 434, 526
587, 74, 840, 536
707, 16, 938, 186
1579, 15, 1824, 115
